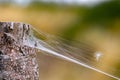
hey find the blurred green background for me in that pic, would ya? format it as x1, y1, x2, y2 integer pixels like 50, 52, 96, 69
1, 0, 120, 80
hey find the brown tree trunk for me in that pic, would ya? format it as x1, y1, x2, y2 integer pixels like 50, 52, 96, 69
0, 22, 39, 80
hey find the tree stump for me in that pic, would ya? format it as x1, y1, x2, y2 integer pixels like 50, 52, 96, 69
0, 22, 39, 80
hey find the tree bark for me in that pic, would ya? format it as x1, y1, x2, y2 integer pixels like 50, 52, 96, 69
0, 22, 39, 80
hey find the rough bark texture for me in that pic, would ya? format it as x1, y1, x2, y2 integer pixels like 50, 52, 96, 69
0, 22, 39, 80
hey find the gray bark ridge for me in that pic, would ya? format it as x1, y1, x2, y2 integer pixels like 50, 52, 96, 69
0, 22, 39, 80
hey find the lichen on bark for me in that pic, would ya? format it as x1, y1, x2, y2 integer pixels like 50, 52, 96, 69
0, 22, 39, 80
